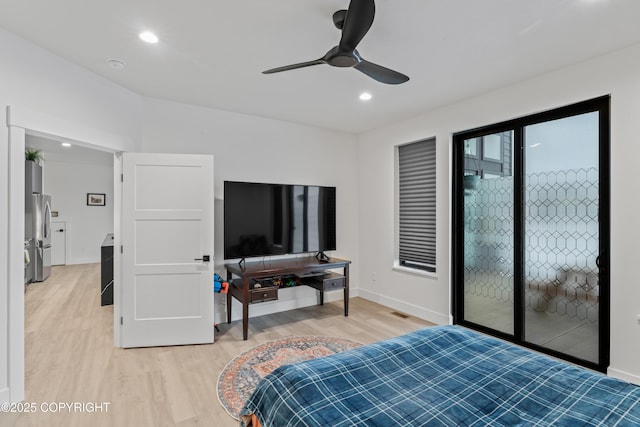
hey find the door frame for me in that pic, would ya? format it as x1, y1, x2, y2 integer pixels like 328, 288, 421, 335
451, 96, 611, 373
3, 105, 132, 402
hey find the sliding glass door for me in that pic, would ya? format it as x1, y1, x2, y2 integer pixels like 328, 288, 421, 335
452, 96, 610, 371
523, 112, 602, 364
461, 132, 515, 335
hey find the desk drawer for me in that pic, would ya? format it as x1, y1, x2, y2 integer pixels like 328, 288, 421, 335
250, 286, 278, 303
305, 273, 345, 292
322, 275, 345, 291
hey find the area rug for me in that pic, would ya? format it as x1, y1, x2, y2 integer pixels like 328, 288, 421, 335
217, 336, 362, 420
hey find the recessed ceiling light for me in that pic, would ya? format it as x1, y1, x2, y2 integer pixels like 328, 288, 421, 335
139, 31, 159, 44
529, 143, 542, 148
107, 58, 126, 71
61, 142, 72, 148
359, 92, 372, 101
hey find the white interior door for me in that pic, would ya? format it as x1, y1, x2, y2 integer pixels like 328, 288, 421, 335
121, 153, 214, 348
51, 221, 66, 265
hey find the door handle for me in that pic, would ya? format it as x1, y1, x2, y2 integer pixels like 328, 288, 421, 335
194, 255, 210, 262
56, 229, 64, 232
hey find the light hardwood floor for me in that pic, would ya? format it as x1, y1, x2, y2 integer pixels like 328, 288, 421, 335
5, 264, 433, 427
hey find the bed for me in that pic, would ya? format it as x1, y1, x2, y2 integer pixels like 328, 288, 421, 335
240, 325, 640, 426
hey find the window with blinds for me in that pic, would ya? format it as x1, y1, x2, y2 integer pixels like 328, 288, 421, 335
397, 138, 436, 272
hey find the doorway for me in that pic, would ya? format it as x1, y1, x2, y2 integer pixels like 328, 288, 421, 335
24, 134, 115, 273
452, 96, 610, 372
5, 105, 123, 402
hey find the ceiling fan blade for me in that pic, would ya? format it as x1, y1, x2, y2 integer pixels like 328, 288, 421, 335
263, 59, 325, 74
339, 0, 375, 52
354, 60, 409, 85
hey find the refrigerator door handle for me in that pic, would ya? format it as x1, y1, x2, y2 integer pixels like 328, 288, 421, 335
43, 200, 52, 240
35, 240, 51, 249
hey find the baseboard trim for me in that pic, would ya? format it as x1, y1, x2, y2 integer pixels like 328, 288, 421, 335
65, 258, 100, 266
358, 289, 449, 325
608, 367, 640, 386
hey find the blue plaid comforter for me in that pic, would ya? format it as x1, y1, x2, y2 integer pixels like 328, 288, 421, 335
240, 326, 640, 426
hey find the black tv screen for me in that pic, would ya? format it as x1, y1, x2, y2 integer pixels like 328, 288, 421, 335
224, 181, 336, 260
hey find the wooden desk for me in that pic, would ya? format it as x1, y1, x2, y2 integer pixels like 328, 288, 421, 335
225, 256, 351, 340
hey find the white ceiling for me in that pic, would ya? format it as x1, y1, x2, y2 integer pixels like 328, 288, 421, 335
2, 0, 640, 134
26, 134, 114, 167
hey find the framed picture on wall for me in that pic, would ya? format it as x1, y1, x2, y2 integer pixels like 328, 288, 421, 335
87, 193, 106, 206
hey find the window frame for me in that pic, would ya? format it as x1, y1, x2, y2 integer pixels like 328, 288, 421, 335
395, 137, 437, 274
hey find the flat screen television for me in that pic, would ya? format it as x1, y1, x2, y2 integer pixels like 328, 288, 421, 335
224, 181, 336, 260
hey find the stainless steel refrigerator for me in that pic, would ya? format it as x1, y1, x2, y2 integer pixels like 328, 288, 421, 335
30, 194, 52, 282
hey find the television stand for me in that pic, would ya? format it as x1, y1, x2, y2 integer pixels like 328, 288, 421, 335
225, 256, 351, 340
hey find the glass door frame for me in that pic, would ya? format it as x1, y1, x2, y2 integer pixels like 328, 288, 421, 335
452, 96, 610, 372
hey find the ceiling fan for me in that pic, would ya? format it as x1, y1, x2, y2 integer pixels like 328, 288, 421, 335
262, 0, 409, 85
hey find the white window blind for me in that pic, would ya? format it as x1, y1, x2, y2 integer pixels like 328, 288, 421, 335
398, 138, 436, 272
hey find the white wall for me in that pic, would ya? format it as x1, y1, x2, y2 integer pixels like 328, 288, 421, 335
44, 160, 114, 265
357, 42, 640, 383
140, 98, 359, 323
0, 28, 141, 149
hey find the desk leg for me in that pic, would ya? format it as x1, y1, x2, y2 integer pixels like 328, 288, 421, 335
344, 265, 349, 316
226, 272, 232, 324
242, 278, 250, 340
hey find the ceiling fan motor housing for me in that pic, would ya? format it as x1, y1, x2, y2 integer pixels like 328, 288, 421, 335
324, 46, 361, 67
333, 10, 347, 29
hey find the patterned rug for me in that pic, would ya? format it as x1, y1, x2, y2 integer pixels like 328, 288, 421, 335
217, 336, 362, 420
